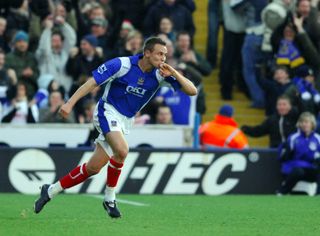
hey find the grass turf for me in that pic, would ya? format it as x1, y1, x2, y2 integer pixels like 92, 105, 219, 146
0, 194, 320, 236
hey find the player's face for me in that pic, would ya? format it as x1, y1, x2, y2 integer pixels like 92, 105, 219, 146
147, 44, 167, 68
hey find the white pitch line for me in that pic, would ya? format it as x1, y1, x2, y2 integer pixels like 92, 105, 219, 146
88, 195, 150, 207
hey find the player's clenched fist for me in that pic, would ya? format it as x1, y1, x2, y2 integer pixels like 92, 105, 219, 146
59, 103, 72, 118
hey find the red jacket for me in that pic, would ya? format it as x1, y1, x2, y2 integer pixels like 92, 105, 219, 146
199, 115, 249, 149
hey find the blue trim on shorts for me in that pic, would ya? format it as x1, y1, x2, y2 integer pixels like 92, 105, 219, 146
98, 100, 110, 134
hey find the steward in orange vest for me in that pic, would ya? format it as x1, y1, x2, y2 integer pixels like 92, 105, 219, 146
199, 105, 249, 149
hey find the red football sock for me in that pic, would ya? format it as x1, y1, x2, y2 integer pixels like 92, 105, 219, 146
107, 158, 123, 187
59, 163, 89, 189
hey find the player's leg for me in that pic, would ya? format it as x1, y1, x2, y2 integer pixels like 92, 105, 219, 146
102, 131, 129, 218
34, 143, 109, 214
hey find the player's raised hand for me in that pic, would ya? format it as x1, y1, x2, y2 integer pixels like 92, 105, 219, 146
159, 63, 175, 77
59, 103, 72, 119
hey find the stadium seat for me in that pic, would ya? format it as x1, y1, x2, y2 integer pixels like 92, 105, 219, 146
292, 181, 317, 196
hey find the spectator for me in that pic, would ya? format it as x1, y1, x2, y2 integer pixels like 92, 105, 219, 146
144, 0, 195, 37
271, 13, 320, 76
278, 112, 320, 195
295, 0, 320, 51
155, 104, 173, 124
241, 0, 269, 109
206, 0, 221, 68
0, 17, 9, 52
219, 0, 247, 100
261, 0, 295, 52
1, 82, 38, 124
158, 16, 176, 43
73, 1, 103, 41
39, 90, 75, 123
114, 19, 135, 53
90, 17, 113, 59
78, 99, 96, 124
0, 50, 18, 104
134, 111, 151, 125
242, 95, 299, 148
156, 85, 196, 125
6, 0, 30, 35
258, 65, 292, 115
284, 65, 320, 115
66, 34, 104, 83
116, 30, 143, 57
36, 15, 76, 92
5, 30, 39, 99
199, 104, 249, 149
109, 0, 145, 30
175, 31, 212, 76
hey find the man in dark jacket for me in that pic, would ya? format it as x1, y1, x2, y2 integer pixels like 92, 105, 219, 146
241, 95, 299, 148
144, 0, 195, 37
5, 31, 39, 99
66, 34, 104, 83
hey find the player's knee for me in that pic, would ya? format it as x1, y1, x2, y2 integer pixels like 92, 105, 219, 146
86, 165, 102, 176
114, 147, 129, 162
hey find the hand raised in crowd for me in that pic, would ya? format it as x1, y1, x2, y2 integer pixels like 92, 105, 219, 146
22, 67, 34, 77
181, 51, 197, 64
7, 69, 17, 85
293, 15, 305, 33
95, 47, 104, 58
69, 47, 79, 58
55, 15, 65, 25
43, 16, 54, 29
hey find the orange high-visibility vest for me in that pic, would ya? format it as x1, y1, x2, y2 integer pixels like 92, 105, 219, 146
199, 115, 249, 149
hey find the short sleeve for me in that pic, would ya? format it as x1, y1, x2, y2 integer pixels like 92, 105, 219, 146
92, 57, 122, 85
164, 76, 182, 91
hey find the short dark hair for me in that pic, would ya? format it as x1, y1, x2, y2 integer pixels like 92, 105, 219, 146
143, 37, 166, 52
52, 30, 65, 41
176, 31, 191, 41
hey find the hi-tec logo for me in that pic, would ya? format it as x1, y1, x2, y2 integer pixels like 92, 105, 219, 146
65, 152, 248, 195
126, 86, 147, 97
8, 149, 56, 194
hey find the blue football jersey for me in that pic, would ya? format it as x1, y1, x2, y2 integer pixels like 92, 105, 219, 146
92, 54, 181, 117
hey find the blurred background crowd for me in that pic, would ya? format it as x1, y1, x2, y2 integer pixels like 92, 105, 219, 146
1, 0, 320, 150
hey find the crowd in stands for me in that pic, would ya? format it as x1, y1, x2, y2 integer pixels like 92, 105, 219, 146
0, 0, 205, 128
201, 0, 320, 151
2, 0, 320, 155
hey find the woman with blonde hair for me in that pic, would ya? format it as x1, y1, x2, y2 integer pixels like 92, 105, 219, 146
278, 112, 320, 194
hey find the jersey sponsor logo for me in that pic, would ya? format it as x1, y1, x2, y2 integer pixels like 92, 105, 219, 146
126, 86, 147, 97
97, 64, 107, 74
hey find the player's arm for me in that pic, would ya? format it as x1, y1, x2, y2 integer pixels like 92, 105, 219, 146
159, 63, 197, 96
59, 78, 97, 118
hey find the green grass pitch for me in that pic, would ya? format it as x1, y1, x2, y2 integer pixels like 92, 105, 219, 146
0, 194, 320, 236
